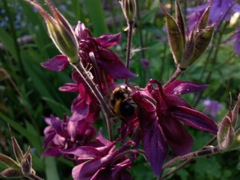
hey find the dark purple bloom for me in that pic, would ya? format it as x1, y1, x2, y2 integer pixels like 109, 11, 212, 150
187, 0, 240, 26
130, 79, 218, 176
41, 21, 136, 79
59, 71, 101, 122
42, 115, 96, 161
65, 134, 138, 180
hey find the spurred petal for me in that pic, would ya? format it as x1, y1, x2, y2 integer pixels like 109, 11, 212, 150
95, 33, 121, 48
164, 80, 208, 95
160, 117, 193, 155
171, 106, 218, 134
59, 83, 79, 92
142, 120, 167, 176
132, 91, 167, 176
62, 146, 102, 160
96, 48, 137, 79
41, 55, 69, 71
42, 147, 62, 157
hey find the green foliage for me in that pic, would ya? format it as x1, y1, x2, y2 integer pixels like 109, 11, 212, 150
1, 0, 240, 179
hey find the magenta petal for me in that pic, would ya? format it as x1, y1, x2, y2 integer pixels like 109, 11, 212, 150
172, 106, 218, 134
62, 146, 102, 160
164, 80, 208, 95
160, 117, 193, 155
59, 83, 79, 92
95, 33, 121, 48
41, 55, 69, 71
97, 49, 137, 79
42, 148, 62, 157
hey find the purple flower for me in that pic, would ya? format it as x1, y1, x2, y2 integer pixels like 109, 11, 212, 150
41, 21, 136, 79
130, 79, 218, 176
203, 99, 223, 118
226, 26, 240, 57
59, 71, 101, 122
64, 134, 138, 180
187, 0, 240, 26
140, 59, 151, 69
42, 115, 96, 162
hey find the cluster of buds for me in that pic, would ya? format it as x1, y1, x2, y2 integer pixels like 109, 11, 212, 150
217, 94, 240, 151
0, 128, 42, 180
161, 0, 214, 69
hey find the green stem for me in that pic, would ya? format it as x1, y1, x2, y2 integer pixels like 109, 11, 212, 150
163, 65, 185, 88
125, 20, 135, 84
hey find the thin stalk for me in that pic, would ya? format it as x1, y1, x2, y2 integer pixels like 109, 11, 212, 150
162, 136, 217, 179
125, 20, 135, 84
70, 61, 113, 140
162, 146, 220, 169
163, 65, 185, 88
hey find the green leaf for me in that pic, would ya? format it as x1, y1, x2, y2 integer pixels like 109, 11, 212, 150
83, 0, 108, 36
45, 157, 60, 180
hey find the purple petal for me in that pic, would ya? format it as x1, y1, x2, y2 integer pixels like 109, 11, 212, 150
96, 49, 137, 79
95, 33, 121, 48
62, 146, 102, 160
72, 154, 113, 180
59, 83, 79, 92
50, 116, 66, 137
164, 80, 208, 95
132, 91, 167, 176
41, 55, 69, 71
42, 147, 62, 157
160, 117, 193, 155
142, 120, 168, 176
171, 106, 218, 134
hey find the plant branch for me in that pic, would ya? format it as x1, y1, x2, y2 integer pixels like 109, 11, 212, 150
162, 145, 220, 170
162, 136, 217, 179
125, 20, 135, 84
163, 65, 185, 87
70, 60, 113, 141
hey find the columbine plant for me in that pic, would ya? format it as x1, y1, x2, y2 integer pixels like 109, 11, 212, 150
2, 0, 240, 179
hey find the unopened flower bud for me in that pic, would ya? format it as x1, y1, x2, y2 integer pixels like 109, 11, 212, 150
26, 0, 79, 64
119, 0, 137, 22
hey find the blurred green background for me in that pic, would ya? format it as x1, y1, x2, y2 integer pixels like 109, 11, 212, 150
1, 0, 240, 179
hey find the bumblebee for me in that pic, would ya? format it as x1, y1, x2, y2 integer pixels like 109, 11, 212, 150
110, 85, 135, 118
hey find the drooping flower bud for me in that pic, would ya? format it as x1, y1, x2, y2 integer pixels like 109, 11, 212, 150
119, 0, 137, 22
26, 0, 79, 64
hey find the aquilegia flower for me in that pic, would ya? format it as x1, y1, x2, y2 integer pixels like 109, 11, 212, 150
63, 133, 138, 180
42, 114, 96, 162
225, 26, 240, 57
129, 79, 218, 176
187, 0, 240, 25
